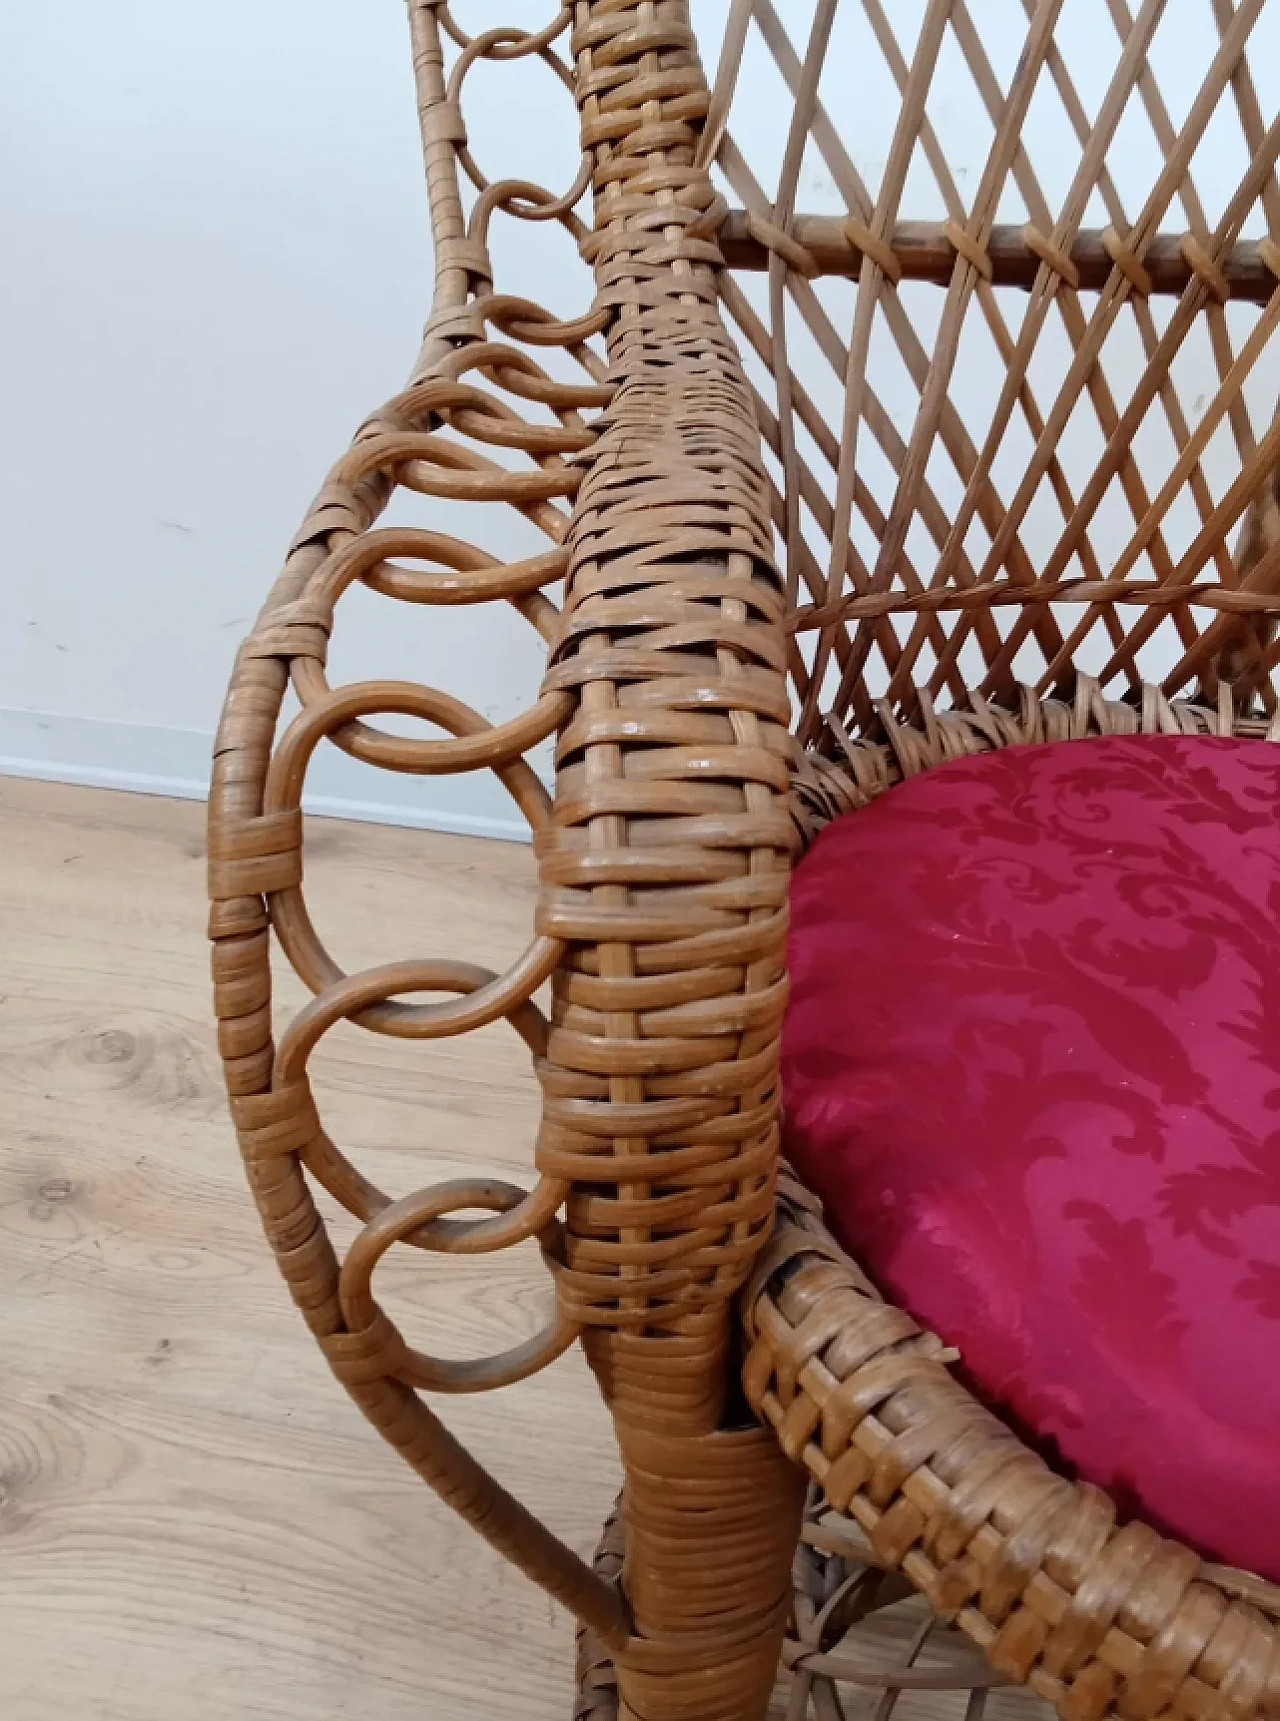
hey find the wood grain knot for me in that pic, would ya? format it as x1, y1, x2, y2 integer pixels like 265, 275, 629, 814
83, 1029, 136, 1067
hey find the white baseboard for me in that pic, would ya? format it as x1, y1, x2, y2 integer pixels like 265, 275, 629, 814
0, 708, 532, 843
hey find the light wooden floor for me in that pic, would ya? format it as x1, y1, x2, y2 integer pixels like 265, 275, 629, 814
0, 776, 620, 1721
0, 776, 1047, 1721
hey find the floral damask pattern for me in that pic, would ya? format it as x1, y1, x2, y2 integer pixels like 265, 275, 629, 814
782, 736, 1280, 1581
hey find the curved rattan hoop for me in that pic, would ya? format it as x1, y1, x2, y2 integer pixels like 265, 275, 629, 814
209, 5, 1280, 1720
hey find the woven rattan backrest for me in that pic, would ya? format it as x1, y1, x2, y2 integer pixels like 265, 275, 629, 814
701, 0, 1280, 742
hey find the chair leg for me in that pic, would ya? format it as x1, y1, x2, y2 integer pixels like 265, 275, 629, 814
591, 1419, 806, 1721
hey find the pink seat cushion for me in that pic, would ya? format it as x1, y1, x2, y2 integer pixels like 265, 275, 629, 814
782, 735, 1280, 1581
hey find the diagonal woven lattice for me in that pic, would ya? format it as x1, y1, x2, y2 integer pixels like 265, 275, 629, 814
704, 0, 1280, 747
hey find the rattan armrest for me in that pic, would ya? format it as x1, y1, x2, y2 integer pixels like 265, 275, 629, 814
208, 0, 797, 1662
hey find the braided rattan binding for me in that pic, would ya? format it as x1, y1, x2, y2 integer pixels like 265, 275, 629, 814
209, 4, 1280, 1720
538, 3, 793, 1411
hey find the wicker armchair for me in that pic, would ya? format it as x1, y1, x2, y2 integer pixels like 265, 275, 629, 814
209, 5, 1280, 1719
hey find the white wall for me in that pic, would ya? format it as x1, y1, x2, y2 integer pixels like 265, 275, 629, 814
3, 1, 1277, 839
0, 0, 565, 839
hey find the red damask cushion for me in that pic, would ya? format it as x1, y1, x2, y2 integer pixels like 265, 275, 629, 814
782, 735, 1280, 1581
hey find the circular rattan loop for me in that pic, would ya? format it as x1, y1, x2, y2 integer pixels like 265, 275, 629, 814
448, 25, 576, 199
483, 293, 613, 349
255, 678, 562, 1056
441, 9, 572, 63
270, 678, 562, 812
469, 157, 595, 250
260, 684, 561, 1025
439, 340, 610, 410
337, 528, 567, 614
274, 948, 562, 1060
335, 427, 580, 506
339, 1176, 578, 1393
265, 957, 562, 1230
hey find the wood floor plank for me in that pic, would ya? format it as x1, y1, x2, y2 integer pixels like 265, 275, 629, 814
0, 776, 1047, 1721
0, 778, 615, 1721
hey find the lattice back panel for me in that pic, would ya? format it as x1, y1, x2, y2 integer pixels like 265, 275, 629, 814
333, 1, 1280, 753
700, 0, 1280, 740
